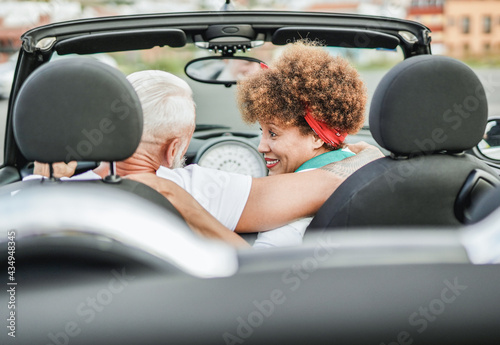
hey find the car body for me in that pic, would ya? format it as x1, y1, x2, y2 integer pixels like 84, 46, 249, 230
1, 7, 500, 345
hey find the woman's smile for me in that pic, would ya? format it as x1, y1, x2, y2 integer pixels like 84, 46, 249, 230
265, 158, 280, 169
258, 122, 327, 175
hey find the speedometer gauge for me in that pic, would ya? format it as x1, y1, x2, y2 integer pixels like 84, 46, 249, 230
195, 140, 267, 177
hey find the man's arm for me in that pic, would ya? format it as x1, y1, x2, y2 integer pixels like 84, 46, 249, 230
34, 163, 249, 247
126, 173, 250, 248
319, 142, 383, 179
235, 143, 383, 232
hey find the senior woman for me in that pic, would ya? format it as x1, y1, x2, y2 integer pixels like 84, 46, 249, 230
237, 40, 367, 248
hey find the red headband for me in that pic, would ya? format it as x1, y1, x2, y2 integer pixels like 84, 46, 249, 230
304, 107, 346, 146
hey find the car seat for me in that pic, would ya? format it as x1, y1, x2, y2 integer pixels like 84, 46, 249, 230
307, 55, 500, 232
8, 57, 180, 216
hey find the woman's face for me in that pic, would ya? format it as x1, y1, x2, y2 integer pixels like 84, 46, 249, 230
258, 121, 323, 175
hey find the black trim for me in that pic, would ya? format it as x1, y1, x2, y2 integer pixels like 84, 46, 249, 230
20, 11, 430, 52
272, 27, 400, 50
55, 29, 187, 55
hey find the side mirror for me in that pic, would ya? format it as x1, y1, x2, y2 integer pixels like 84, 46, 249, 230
477, 118, 500, 161
185, 56, 265, 87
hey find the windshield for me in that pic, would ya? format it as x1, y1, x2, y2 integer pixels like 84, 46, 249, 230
0, 43, 404, 166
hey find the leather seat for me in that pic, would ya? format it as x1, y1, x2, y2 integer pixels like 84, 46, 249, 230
10, 57, 180, 216
307, 55, 500, 232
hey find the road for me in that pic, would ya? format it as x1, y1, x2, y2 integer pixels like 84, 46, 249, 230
2, 67, 500, 166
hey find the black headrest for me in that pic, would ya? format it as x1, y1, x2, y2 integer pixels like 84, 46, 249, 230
369, 55, 488, 156
13, 57, 143, 163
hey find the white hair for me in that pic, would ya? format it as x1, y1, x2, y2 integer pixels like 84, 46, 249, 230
126, 70, 196, 143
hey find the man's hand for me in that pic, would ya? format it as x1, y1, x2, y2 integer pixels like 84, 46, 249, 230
346, 141, 373, 154
33, 161, 77, 178
321, 142, 384, 179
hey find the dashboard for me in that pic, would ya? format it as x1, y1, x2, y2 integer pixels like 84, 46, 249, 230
186, 128, 267, 178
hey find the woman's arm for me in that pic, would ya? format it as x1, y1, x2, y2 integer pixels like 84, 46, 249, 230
235, 143, 383, 232
129, 142, 383, 236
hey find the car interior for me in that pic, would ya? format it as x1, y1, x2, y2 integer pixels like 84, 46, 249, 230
1, 9, 500, 345
1, 12, 432, 181
306, 54, 500, 233
7, 57, 182, 216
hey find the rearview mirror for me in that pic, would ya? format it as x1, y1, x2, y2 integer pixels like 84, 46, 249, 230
477, 118, 500, 161
185, 56, 265, 87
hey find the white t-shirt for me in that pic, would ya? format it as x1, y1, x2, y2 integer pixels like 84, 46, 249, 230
24, 164, 252, 231
252, 217, 312, 249
156, 165, 251, 231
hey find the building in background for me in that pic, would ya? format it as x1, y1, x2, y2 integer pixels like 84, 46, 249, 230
444, 0, 500, 60
304, 0, 409, 18
0, 1, 86, 62
407, 0, 500, 60
2, 0, 500, 63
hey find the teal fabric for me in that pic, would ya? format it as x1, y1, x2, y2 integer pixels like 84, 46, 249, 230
295, 150, 354, 172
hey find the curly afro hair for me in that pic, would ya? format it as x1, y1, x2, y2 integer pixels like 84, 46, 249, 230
237, 40, 367, 149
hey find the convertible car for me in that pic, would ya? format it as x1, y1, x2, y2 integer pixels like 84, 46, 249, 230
1, 4, 500, 344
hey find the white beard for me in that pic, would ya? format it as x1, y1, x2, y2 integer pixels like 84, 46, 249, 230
171, 150, 186, 169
